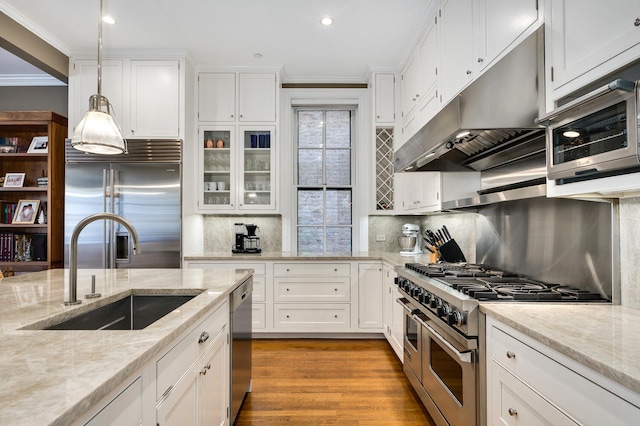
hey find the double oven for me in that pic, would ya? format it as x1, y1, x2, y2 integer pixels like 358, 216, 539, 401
395, 262, 610, 426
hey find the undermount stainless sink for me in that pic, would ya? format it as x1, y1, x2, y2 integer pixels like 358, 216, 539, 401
44, 293, 201, 330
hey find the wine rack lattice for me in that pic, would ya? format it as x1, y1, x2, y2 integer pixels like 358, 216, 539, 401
376, 127, 394, 210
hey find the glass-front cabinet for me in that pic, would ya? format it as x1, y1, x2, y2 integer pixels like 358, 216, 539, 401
198, 125, 275, 212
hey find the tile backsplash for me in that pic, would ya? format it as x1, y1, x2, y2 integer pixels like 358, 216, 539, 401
203, 215, 282, 252
620, 197, 640, 309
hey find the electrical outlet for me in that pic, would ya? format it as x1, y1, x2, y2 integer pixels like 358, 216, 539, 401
376, 234, 386, 242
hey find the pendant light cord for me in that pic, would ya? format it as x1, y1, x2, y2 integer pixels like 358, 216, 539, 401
97, 0, 103, 96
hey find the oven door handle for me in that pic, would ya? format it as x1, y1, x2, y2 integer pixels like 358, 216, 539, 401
413, 314, 473, 364
396, 297, 418, 315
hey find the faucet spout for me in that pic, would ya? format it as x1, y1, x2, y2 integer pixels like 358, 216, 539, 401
66, 213, 141, 305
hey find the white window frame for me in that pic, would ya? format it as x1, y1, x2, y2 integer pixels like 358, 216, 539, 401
280, 88, 372, 252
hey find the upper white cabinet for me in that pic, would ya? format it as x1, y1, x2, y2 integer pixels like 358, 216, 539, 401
129, 60, 180, 138
374, 73, 396, 124
395, 171, 480, 213
439, 0, 475, 105
198, 73, 236, 122
69, 58, 182, 139
198, 72, 277, 123
545, 0, 640, 102
238, 73, 277, 122
475, 0, 539, 71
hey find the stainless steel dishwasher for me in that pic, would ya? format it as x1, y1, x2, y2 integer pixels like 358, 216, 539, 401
230, 277, 252, 424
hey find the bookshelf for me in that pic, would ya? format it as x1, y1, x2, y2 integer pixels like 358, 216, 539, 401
0, 111, 66, 275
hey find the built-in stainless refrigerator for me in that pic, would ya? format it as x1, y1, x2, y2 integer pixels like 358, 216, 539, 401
64, 139, 182, 268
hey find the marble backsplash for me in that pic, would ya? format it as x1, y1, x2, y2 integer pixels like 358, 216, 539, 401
620, 197, 640, 309
203, 215, 283, 253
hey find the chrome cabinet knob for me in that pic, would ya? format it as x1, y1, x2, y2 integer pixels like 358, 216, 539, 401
635, 18, 640, 26
508, 408, 518, 416
506, 351, 516, 359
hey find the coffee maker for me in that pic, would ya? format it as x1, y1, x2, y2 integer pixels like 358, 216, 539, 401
232, 223, 262, 253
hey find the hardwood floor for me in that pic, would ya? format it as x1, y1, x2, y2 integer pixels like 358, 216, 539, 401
234, 339, 435, 425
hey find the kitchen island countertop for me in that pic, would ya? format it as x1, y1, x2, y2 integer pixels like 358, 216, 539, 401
0, 268, 251, 426
481, 303, 640, 396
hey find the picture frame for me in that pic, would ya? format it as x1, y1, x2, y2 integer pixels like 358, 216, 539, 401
12, 200, 40, 225
27, 136, 48, 153
4, 172, 25, 188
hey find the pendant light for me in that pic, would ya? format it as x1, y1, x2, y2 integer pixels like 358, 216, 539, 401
71, 0, 127, 154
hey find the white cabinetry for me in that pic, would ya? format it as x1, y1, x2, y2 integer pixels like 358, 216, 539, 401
156, 300, 229, 426
357, 263, 383, 330
197, 125, 276, 212
374, 73, 396, 124
396, 171, 480, 213
545, 0, 640, 102
382, 264, 403, 360
439, 0, 475, 105
198, 72, 276, 123
183, 261, 267, 332
487, 316, 640, 426
474, 0, 539, 72
84, 376, 143, 426
69, 58, 181, 139
273, 262, 352, 331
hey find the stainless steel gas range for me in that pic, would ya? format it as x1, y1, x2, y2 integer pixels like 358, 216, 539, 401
395, 261, 610, 426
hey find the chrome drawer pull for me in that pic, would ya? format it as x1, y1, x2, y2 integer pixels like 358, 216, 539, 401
508, 408, 518, 416
506, 351, 516, 359
198, 331, 210, 343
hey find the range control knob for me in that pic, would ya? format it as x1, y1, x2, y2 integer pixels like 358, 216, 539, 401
438, 302, 452, 317
448, 310, 465, 327
418, 290, 430, 304
430, 297, 441, 309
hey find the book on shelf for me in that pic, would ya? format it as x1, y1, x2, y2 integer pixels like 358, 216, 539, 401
0, 232, 13, 261
0, 201, 17, 224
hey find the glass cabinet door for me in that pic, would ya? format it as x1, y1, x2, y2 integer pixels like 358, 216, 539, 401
200, 127, 234, 209
239, 126, 275, 210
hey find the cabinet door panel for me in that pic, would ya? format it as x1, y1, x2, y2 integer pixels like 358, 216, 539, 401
199, 73, 236, 122
548, 0, 640, 90
85, 376, 143, 426
440, 0, 474, 103
129, 60, 180, 138
157, 367, 198, 426
358, 264, 383, 329
375, 74, 395, 123
239, 74, 276, 122
199, 333, 228, 426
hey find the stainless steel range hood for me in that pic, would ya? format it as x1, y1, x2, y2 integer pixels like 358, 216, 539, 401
394, 27, 546, 208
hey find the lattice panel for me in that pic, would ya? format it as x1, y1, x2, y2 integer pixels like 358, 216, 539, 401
376, 127, 394, 210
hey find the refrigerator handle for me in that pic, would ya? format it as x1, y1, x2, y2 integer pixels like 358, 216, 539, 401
108, 169, 116, 268
102, 169, 110, 269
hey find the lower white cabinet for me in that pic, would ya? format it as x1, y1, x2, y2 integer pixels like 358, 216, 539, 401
486, 316, 640, 426
357, 263, 383, 329
273, 303, 350, 330
84, 376, 143, 426
157, 301, 229, 426
382, 264, 403, 361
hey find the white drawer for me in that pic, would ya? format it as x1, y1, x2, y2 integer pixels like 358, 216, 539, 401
488, 321, 640, 425
273, 277, 350, 302
186, 261, 266, 275
252, 275, 266, 302
273, 303, 350, 329
489, 361, 578, 426
273, 262, 350, 277
252, 303, 266, 329
156, 300, 228, 401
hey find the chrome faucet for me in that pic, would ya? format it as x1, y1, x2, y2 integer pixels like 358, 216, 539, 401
65, 212, 141, 305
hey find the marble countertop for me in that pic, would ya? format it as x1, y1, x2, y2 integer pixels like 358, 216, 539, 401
0, 268, 251, 426
481, 304, 640, 396
184, 251, 433, 267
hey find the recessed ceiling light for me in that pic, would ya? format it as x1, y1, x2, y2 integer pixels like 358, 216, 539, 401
102, 16, 116, 24
253, 53, 263, 59
320, 16, 334, 26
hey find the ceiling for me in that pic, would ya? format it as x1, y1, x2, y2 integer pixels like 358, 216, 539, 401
0, 0, 432, 84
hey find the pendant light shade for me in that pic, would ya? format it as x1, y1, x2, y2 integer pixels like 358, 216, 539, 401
71, 0, 127, 155
72, 94, 126, 154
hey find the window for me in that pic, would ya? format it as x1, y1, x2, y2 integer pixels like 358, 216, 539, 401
295, 108, 354, 253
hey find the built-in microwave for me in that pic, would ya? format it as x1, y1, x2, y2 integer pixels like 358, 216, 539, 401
539, 79, 639, 183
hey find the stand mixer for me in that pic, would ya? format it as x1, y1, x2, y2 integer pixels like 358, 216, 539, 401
399, 223, 422, 255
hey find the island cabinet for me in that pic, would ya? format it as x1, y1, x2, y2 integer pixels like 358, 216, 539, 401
73, 298, 230, 426
69, 58, 182, 139
486, 316, 640, 425
0, 111, 66, 274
